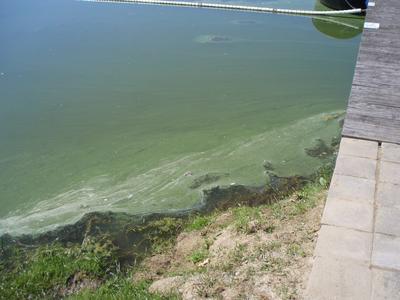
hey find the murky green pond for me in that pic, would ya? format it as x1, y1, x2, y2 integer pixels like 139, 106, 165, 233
0, 0, 363, 235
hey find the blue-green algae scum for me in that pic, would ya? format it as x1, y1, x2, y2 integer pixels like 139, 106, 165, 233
0, 0, 363, 235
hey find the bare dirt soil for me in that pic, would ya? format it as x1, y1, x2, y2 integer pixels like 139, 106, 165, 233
133, 187, 327, 300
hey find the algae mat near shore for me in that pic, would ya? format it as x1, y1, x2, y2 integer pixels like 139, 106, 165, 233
0, 0, 362, 235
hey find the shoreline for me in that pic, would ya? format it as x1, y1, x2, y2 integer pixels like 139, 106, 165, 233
0, 157, 334, 299
0, 133, 339, 248
0, 111, 344, 236
0, 134, 340, 298
1, 160, 335, 259
2, 173, 307, 245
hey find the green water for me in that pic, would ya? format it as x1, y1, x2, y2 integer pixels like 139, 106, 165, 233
0, 0, 363, 235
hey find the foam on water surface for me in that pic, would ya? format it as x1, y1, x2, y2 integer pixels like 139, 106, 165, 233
0, 112, 342, 235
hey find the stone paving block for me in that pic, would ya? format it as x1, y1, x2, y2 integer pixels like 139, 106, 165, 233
380, 161, 400, 185
322, 198, 373, 232
328, 174, 375, 204
306, 256, 371, 300
376, 206, 400, 236
377, 182, 400, 209
315, 225, 372, 264
334, 156, 377, 180
372, 268, 400, 300
382, 143, 400, 163
372, 234, 400, 271
339, 137, 379, 159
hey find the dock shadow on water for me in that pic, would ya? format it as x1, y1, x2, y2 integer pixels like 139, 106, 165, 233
312, 2, 364, 39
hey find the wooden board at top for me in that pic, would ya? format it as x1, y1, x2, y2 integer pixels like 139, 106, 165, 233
342, 0, 400, 144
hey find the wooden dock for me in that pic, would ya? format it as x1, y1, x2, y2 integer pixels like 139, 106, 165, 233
307, 2, 400, 299
342, 0, 400, 144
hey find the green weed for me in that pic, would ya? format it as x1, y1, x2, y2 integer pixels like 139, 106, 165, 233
286, 243, 306, 257
232, 206, 262, 233
68, 278, 178, 300
188, 249, 208, 264
185, 215, 213, 231
0, 240, 117, 299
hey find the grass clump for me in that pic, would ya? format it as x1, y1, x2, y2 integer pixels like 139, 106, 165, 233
188, 248, 208, 264
230, 243, 247, 264
264, 241, 282, 252
185, 215, 214, 231
218, 243, 247, 272
290, 184, 321, 216
271, 175, 329, 220
232, 206, 263, 233
68, 278, 177, 300
142, 217, 185, 254
286, 243, 306, 258
262, 256, 288, 275
0, 239, 117, 299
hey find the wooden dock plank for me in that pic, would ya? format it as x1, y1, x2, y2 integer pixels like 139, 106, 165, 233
347, 102, 400, 121
349, 85, 400, 108
342, 0, 400, 144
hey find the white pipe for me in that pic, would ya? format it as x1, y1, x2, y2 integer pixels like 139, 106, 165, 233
78, 0, 365, 16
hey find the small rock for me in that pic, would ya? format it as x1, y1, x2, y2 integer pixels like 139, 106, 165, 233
197, 258, 210, 267
149, 276, 184, 295
221, 288, 240, 299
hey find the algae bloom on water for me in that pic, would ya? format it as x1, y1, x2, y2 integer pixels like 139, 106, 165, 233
0, 0, 362, 236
